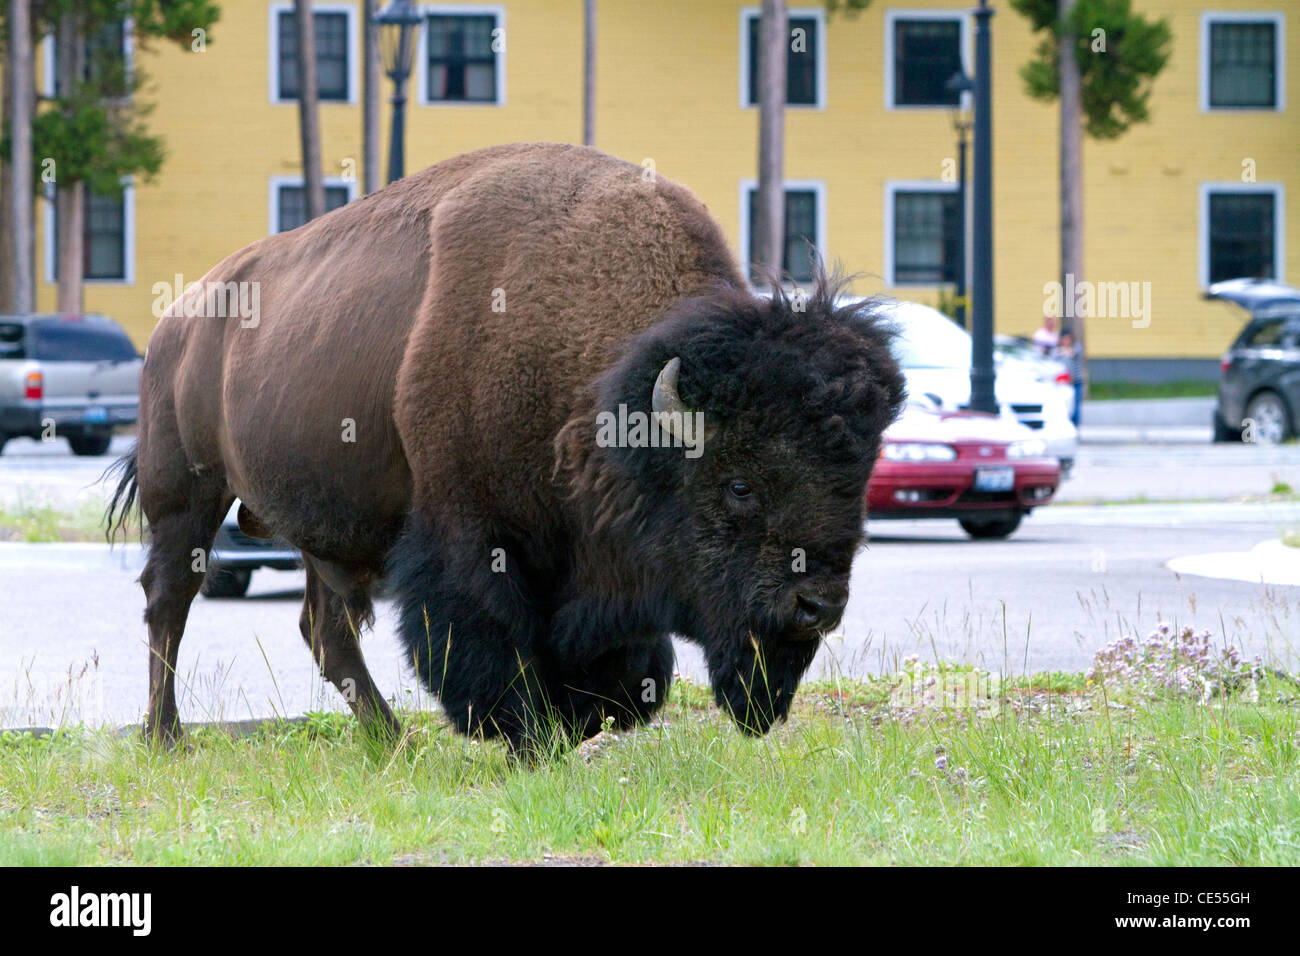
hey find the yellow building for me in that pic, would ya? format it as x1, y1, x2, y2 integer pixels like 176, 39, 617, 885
24, 0, 1300, 380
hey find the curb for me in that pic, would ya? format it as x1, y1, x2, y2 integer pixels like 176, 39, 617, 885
1, 715, 310, 739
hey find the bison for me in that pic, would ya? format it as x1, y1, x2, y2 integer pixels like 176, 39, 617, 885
107, 143, 904, 756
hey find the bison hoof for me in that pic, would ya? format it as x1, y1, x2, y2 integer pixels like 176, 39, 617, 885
142, 716, 185, 750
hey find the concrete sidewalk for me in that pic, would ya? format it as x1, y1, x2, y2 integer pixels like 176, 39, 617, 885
1056, 444, 1300, 503
1079, 397, 1215, 445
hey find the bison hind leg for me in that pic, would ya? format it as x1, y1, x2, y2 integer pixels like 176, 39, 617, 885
299, 556, 400, 747
387, 513, 559, 756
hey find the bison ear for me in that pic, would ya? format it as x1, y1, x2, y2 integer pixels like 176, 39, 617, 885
651, 356, 717, 447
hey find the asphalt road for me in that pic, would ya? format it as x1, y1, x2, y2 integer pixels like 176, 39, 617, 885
2, 492, 1296, 730
5, 434, 1300, 506
3, 434, 1300, 729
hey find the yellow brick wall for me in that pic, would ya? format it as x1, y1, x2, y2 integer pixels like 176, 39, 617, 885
21, 0, 1300, 362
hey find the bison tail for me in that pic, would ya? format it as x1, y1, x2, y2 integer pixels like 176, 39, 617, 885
103, 443, 140, 544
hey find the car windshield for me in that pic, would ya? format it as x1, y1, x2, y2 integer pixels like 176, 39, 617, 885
998, 339, 1038, 361
885, 304, 972, 369
29, 318, 137, 362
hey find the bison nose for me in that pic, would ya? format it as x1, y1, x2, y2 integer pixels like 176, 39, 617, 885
794, 592, 847, 630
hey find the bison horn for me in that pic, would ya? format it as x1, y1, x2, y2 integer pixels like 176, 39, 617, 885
652, 356, 690, 439
652, 356, 715, 449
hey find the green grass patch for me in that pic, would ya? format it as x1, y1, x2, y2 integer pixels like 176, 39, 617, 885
0, 497, 119, 543
2, 670, 1296, 866
1087, 380, 1218, 401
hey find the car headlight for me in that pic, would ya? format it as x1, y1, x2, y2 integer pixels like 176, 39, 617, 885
883, 442, 957, 462
1007, 438, 1048, 459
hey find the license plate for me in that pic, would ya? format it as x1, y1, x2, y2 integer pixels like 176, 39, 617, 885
975, 467, 1015, 492
83, 406, 108, 424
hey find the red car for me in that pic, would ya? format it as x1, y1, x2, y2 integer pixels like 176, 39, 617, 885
867, 402, 1061, 539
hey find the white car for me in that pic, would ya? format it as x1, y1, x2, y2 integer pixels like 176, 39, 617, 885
877, 299, 1078, 473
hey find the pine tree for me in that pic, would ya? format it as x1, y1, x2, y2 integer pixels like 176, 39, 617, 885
1, 0, 220, 311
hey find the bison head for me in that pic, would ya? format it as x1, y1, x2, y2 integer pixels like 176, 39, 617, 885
560, 273, 906, 735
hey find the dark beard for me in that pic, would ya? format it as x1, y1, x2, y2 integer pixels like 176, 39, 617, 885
705, 630, 821, 736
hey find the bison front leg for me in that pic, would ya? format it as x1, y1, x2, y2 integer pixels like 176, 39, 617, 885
389, 516, 559, 758
403, 588, 555, 758
546, 623, 676, 741
299, 557, 401, 746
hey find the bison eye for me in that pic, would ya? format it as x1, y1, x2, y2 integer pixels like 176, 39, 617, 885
727, 479, 752, 499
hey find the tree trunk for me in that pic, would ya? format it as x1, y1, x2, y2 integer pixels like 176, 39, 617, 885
3, 0, 36, 314
55, 11, 84, 315
1059, 0, 1086, 388
753, 0, 786, 281
295, 0, 325, 220
362, 0, 379, 194
582, 0, 596, 146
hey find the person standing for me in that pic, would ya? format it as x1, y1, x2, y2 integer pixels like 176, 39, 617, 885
1032, 314, 1060, 356
1057, 331, 1084, 428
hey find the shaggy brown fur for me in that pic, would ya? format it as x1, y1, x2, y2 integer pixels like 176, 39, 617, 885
109, 143, 903, 754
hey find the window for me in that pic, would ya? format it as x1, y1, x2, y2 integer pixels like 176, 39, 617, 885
1201, 186, 1283, 286
44, 18, 131, 96
29, 318, 138, 362
425, 12, 502, 103
85, 191, 127, 279
1202, 13, 1284, 111
741, 9, 823, 107
1245, 319, 1285, 347
46, 186, 133, 283
271, 3, 354, 103
273, 182, 352, 234
741, 183, 825, 284
887, 12, 966, 108
887, 184, 961, 285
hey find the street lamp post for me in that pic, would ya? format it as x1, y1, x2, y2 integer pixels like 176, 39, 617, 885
946, 72, 973, 331
375, 0, 422, 185
968, 0, 998, 415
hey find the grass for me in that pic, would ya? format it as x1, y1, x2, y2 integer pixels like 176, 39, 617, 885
2, 667, 1297, 866
1087, 380, 1218, 401
0, 497, 121, 543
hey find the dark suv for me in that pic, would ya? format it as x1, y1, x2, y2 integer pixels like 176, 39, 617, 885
1210, 279, 1300, 444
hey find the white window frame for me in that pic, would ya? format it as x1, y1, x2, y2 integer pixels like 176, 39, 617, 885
268, 1, 360, 106
738, 6, 828, 111
268, 175, 359, 235
1198, 182, 1286, 289
737, 178, 828, 286
41, 17, 135, 98
43, 179, 136, 286
416, 3, 507, 107
884, 180, 959, 287
883, 8, 971, 112
1200, 11, 1286, 113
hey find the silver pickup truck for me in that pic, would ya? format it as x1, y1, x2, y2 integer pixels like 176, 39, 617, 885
0, 313, 141, 456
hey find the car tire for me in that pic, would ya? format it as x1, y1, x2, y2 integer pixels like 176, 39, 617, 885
201, 566, 252, 598
1212, 411, 1242, 443
1244, 391, 1293, 444
67, 432, 113, 456
959, 513, 1023, 540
